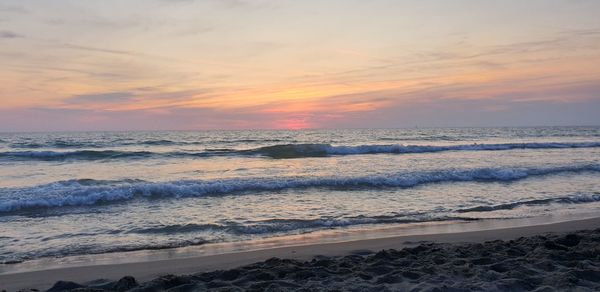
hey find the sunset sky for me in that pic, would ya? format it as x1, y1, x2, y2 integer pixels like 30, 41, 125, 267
1, 0, 599, 131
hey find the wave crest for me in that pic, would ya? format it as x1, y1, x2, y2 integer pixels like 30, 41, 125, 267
253, 141, 600, 158
2, 141, 600, 161
2, 164, 599, 213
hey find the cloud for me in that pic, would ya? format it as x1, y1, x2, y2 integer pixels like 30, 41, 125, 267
62, 44, 139, 56
66, 92, 136, 105
0, 5, 28, 14
2, 90, 599, 132
0, 30, 21, 38
159, 0, 256, 8
61, 88, 213, 111
316, 96, 600, 129
231, 75, 600, 129
0, 106, 282, 132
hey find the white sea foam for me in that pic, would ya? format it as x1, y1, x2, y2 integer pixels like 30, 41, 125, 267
2, 164, 599, 213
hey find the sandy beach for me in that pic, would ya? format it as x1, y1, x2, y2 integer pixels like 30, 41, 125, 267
2, 216, 600, 291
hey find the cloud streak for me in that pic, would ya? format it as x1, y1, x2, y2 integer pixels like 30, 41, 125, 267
0, 30, 21, 38
66, 92, 137, 105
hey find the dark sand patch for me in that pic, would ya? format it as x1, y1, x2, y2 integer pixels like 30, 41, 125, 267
29, 229, 600, 292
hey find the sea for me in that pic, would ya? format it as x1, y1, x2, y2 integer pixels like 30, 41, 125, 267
1, 127, 600, 264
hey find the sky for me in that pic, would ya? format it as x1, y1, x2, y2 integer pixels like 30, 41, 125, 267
1, 0, 599, 131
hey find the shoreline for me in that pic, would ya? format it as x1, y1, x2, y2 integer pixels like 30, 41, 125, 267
2, 214, 600, 290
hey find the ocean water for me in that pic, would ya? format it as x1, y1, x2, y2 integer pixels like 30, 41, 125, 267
1, 127, 600, 264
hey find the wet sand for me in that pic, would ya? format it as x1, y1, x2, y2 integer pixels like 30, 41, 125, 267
2, 216, 600, 291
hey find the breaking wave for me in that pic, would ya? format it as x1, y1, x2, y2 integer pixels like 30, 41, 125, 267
251, 142, 600, 158
2, 163, 599, 213
1, 141, 600, 161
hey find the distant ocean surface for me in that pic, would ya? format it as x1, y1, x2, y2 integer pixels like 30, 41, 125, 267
1, 127, 600, 264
